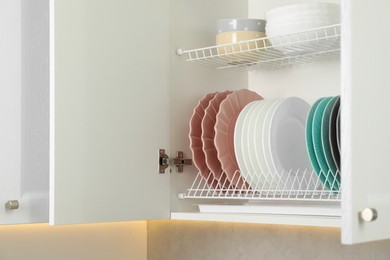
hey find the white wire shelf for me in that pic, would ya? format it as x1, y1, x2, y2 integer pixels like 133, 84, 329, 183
179, 168, 341, 202
177, 24, 341, 71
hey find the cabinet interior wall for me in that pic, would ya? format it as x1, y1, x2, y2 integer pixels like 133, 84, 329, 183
169, 0, 248, 212
21, 0, 50, 203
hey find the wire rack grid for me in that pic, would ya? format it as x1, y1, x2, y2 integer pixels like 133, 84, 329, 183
178, 168, 341, 202
176, 24, 341, 71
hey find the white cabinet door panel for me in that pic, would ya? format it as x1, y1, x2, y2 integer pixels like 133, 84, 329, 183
342, 0, 390, 244
0, 0, 49, 224
50, 0, 170, 224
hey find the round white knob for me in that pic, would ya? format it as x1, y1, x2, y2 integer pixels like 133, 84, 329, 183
360, 208, 378, 222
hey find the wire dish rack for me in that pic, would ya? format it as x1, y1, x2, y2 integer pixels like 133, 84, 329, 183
178, 168, 341, 202
176, 24, 341, 70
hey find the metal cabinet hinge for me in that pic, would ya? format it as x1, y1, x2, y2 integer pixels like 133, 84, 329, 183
159, 149, 192, 174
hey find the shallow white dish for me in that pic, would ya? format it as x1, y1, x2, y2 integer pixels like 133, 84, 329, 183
266, 19, 339, 33
266, 14, 340, 28
247, 100, 272, 189
261, 98, 284, 187
234, 101, 258, 185
268, 97, 312, 181
265, 2, 340, 54
266, 17, 340, 28
265, 3, 340, 22
267, 13, 340, 24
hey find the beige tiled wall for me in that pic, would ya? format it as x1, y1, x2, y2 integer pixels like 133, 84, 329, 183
148, 220, 390, 260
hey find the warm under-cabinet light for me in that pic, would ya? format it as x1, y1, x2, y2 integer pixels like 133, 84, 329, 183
0, 221, 147, 259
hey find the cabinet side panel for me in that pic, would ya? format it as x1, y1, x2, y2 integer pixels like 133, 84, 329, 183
51, 0, 170, 224
0, 0, 22, 223
21, 0, 50, 207
342, 0, 390, 244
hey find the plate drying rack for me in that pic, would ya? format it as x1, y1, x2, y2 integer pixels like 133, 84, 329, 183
178, 168, 341, 202
176, 24, 341, 71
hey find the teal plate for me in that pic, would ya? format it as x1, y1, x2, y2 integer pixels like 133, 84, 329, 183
329, 96, 340, 171
336, 108, 340, 152
321, 96, 341, 190
312, 97, 339, 191
305, 98, 326, 187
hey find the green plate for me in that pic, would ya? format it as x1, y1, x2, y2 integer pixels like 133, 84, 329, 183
329, 96, 340, 171
312, 97, 339, 191
321, 96, 341, 190
305, 98, 326, 187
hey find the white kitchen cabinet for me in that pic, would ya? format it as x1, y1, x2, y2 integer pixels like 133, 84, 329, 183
2, 0, 389, 245
170, 0, 390, 245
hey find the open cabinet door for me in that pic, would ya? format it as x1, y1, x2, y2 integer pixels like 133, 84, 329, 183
342, 0, 390, 244
50, 0, 170, 224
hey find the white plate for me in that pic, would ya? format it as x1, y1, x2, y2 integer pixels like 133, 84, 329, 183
246, 100, 271, 189
261, 98, 284, 187
268, 97, 312, 184
234, 101, 258, 185
265, 3, 340, 22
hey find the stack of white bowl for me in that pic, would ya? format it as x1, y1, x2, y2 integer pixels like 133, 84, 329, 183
216, 19, 267, 55
265, 3, 340, 51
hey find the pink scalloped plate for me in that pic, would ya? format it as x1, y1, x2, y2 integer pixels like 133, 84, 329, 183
214, 89, 263, 188
202, 91, 232, 188
189, 92, 218, 187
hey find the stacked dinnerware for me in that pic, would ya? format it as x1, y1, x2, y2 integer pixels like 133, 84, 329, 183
234, 97, 313, 190
306, 96, 341, 191
189, 92, 219, 188
189, 89, 263, 189
265, 3, 340, 53
190, 91, 339, 192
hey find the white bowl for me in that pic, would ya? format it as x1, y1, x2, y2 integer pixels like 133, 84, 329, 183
267, 15, 340, 26
267, 10, 340, 24
265, 3, 340, 22
267, 19, 340, 30
266, 21, 338, 36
